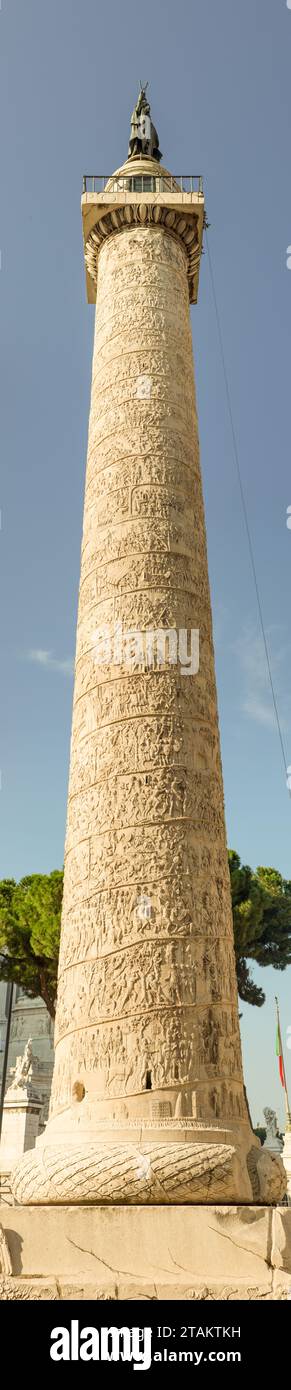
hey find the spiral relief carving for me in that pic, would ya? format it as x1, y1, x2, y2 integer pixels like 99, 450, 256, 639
11, 161, 263, 1207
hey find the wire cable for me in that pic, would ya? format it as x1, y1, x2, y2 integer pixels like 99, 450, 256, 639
205, 229, 288, 781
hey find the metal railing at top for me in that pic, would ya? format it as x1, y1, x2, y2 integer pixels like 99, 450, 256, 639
82, 173, 203, 196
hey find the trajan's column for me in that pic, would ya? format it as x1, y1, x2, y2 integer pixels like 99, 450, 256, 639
12, 90, 285, 1214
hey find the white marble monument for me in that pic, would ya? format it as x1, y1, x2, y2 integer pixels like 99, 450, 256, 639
0, 1040, 42, 1179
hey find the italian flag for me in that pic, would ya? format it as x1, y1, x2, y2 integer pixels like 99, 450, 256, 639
276, 1021, 286, 1089
276, 998, 291, 1123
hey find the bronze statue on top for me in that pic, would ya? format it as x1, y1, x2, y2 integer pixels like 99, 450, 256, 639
128, 84, 162, 162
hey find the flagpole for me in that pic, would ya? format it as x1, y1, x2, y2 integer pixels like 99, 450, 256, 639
275, 996, 291, 1129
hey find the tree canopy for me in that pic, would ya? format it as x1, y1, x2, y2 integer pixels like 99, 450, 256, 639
0, 855, 290, 1018
229, 851, 291, 1006
0, 872, 63, 1019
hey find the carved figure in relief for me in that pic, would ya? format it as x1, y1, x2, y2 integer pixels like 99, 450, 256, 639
210, 1087, 220, 1117
169, 775, 187, 821
202, 950, 220, 1001
155, 1054, 170, 1088
0, 1226, 12, 1277
200, 1012, 219, 1066
217, 948, 230, 1000
220, 1082, 227, 1112
223, 1035, 236, 1072
140, 1058, 154, 1091
235, 1093, 244, 1117
10, 1015, 25, 1041
177, 1040, 194, 1085
209, 1017, 220, 1064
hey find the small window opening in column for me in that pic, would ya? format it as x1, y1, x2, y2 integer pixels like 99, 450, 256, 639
145, 1070, 152, 1090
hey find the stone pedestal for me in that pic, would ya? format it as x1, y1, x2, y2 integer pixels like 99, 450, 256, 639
282, 1128, 291, 1204
0, 1088, 42, 1177
1, 1204, 291, 1301
0, 984, 54, 1132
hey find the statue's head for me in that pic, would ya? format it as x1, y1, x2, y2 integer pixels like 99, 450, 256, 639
263, 1106, 276, 1126
139, 83, 150, 113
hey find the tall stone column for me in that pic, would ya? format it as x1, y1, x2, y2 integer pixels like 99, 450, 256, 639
55, 217, 246, 1132
12, 141, 282, 1208
55, 218, 244, 1126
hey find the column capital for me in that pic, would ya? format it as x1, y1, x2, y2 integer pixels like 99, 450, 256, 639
81, 159, 204, 305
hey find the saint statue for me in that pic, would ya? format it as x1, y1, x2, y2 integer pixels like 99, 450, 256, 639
263, 1107, 278, 1140
128, 85, 162, 162
263, 1106, 283, 1154
13, 1038, 34, 1089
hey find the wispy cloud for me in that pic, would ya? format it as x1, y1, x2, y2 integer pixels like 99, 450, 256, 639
242, 693, 277, 729
233, 624, 289, 730
28, 649, 74, 676
212, 600, 230, 647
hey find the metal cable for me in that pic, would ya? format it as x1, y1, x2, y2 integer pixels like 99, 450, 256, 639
205, 230, 288, 780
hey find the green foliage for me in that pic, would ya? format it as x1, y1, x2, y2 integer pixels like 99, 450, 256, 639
0, 872, 63, 1019
228, 851, 291, 1007
253, 1127, 266, 1145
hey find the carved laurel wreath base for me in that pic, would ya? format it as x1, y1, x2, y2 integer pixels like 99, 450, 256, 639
12, 1139, 237, 1205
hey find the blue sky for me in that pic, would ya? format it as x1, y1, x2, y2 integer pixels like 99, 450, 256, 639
0, 0, 290, 1126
